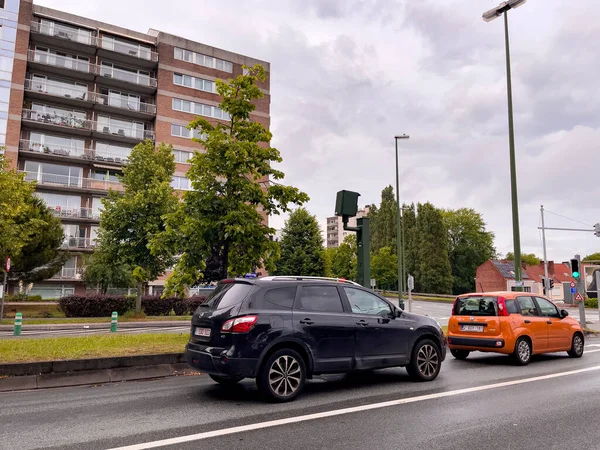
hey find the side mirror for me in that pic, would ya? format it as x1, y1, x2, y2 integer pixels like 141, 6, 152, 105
395, 308, 402, 318
560, 309, 569, 318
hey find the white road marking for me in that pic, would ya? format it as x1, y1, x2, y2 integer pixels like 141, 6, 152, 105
586, 344, 600, 348
107, 363, 600, 450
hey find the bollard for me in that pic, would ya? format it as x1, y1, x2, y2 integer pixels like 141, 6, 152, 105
14, 312, 22, 336
111, 311, 118, 333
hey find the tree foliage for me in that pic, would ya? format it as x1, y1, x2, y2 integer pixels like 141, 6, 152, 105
323, 247, 336, 278
371, 246, 397, 289
369, 185, 397, 253
583, 253, 600, 262
442, 208, 496, 295
274, 208, 325, 276
331, 234, 357, 281
83, 250, 135, 295
155, 65, 308, 295
95, 140, 178, 311
505, 252, 540, 266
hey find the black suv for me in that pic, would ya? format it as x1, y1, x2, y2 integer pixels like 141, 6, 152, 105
185, 276, 446, 402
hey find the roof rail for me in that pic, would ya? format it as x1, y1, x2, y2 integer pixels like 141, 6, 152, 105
260, 276, 361, 286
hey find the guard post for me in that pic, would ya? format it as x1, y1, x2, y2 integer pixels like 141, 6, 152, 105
335, 190, 370, 288
14, 312, 22, 336
111, 311, 118, 333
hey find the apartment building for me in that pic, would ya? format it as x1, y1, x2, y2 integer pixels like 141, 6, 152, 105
326, 205, 371, 248
2, 0, 270, 298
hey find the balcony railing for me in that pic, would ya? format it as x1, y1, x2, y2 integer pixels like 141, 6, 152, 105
47, 206, 101, 220
22, 109, 93, 131
51, 267, 82, 279
96, 123, 155, 140
99, 65, 157, 88
100, 37, 158, 62
20, 139, 88, 158
25, 78, 91, 102
28, 49, 92, 74
30, 20, 97, 46
93, 93, 156, 115
19, 170, 124, 192
61, 237, 94, 249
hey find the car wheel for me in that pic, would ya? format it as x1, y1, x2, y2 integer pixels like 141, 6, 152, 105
208, 374, 244, 385
513, 337, 532, 366
257, 348, 306, 402
406, 339, 442, 382
450, 349, 470, 360
567, 333, 584, 358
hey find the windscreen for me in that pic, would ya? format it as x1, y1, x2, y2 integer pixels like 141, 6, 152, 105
202, 282, 254, 310
454, 296, 497, 316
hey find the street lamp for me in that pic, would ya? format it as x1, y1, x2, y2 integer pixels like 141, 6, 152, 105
482, 0, 526, 290
395, 134, 409, 299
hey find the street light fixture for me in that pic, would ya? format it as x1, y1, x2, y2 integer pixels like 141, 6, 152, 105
394, 134, 409, 299
482, 0, 526, 290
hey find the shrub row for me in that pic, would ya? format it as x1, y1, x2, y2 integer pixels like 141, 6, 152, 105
58, 294, 208, 318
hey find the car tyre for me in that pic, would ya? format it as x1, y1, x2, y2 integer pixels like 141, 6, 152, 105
450, 349, 470, 360
257, 348, 306, 403
209, 374, 244, 385
513, 337, 532, 366
406, 339, 442, 382
567, 333, 584, 358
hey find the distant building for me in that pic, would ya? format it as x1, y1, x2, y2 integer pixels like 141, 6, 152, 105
273, 229, 283, 242
326, 205, 371, 248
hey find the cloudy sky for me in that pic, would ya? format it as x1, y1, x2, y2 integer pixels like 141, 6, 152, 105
38, 0, 600, 262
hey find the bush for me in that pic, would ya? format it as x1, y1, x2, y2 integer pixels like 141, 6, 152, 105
59, 295, 134, 318
141, 296, 179, 316
585, 298, 598, 309
6, 294, 43, 302
173, 296, 208, 316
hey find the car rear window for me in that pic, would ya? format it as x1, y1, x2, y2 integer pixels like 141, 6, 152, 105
454, 296, 497, 316
203, 282, 254, 310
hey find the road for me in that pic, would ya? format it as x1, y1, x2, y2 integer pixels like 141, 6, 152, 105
2, 341, 600, 450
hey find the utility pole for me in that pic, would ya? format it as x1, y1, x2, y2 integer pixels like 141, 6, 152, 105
394, 134, 409, 298
540, 205, 551, 298
573, 255, 586, 328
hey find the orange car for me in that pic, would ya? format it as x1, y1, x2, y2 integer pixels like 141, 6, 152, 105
447, 291, 584, 365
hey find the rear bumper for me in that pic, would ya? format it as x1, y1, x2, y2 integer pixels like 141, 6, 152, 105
185, 343, 258, 378
448, 336, 506, 350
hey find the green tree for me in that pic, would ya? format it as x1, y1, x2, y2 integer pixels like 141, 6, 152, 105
323, 247, 336, 278
416, 203, 453, 294
274, 208, 325, 276
0, 154, 41, 262
371, 246, 398, 290
155, 65, 308, 295
369, 186, 397, 253
442, 208, 496, 295
83, 250, 135, 294
505, 252, 540, 266
583, 253, 600, 262
331, 234, 357, 280
96, 140, 178, 312
9, 196, 68, 283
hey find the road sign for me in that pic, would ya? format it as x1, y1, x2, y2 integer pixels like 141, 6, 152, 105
4, 257, 10, 273
407, 275, 415, 291
570, 287, 577, 294
574, 292, 584, 302
370, 278, 376, 288
570, 281, 576, 288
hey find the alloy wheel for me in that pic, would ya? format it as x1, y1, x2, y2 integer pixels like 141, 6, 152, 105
268, 355, 301, 397
573, 335, 584, 355
417, 344, 439, 377
518, 340, 531, 362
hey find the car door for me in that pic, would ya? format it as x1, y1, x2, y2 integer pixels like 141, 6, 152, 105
534, 296, 571, 350
516, 296, 548, 352
292, 284, 356, 373
342, 286, 412, 369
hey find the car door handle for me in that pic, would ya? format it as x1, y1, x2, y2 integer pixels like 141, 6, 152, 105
524, 320, 531, 324
547, 321, 552, 325
356, 320, 368, 327
299, 319, 314, 325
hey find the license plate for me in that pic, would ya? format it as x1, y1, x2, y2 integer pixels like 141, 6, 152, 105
194, 327, 211, 338
461, 325, 484, 332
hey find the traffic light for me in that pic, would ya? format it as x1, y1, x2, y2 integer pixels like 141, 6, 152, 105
570, 258, 581, 280
595, 223, 600, 238
549, 278, 554, 289
540, 277, 547, 295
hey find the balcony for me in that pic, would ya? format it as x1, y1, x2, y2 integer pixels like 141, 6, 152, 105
30, 20, 97, 51
61, 237, 94, 250
27, 50, 96, 80
47, 205, 101, 221
19, 171, 124, 193
19, 140, 129, 167
21, 109, 93, 136
93, 92, 156, 118
51, 267, 82, 280
24, 78, 93, 108
94, 122, 155, 144
99, 36, 158, 68
98, 65, 157, 93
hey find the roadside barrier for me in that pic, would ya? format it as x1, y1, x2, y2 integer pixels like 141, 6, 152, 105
14, 312, 22, 336
110, 311, 117, 333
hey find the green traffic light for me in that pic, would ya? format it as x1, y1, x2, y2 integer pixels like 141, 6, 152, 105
573, 271, 580, 279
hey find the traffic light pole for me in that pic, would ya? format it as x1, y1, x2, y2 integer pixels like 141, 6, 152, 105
540, 205, 551, 298
574, 254, 586, 329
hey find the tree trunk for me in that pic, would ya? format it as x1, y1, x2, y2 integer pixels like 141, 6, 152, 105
135, 281, 144, 314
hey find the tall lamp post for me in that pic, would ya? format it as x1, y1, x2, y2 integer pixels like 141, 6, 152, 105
482, 0, 526, 290
395, 134, 409, 298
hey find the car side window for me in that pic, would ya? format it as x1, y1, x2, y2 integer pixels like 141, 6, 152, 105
517, 296, 538, 316
505, 299, 518, 314
534, 297, 560, 318
296, 286, 344, 313
263, 287, 296, 310
343, 287, 392, 316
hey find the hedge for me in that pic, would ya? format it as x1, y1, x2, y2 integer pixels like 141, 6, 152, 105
59, 294, 209, 318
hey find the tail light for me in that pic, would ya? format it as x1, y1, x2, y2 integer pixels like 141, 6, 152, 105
451, 298, 459, 315
497, 296, 510, 316
222, 315, 258, 333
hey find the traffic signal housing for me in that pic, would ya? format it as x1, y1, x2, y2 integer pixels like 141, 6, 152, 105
570, 258, 581, 280
549, 278, 554, 289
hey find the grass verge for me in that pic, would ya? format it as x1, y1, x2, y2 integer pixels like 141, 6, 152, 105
0, 333, 189, 364
0, 316, 192, 325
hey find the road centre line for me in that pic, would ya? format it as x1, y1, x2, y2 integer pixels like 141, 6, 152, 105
107, 363, 600, 450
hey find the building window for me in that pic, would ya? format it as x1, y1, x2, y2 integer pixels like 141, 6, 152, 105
173, 73, 215, 93
171, 175, 191, 191
171, 123, 204, 139
173, 47, 233, 73
511, 286, 532, 293
173, 149, 193, 164
172, 98, 230, 120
